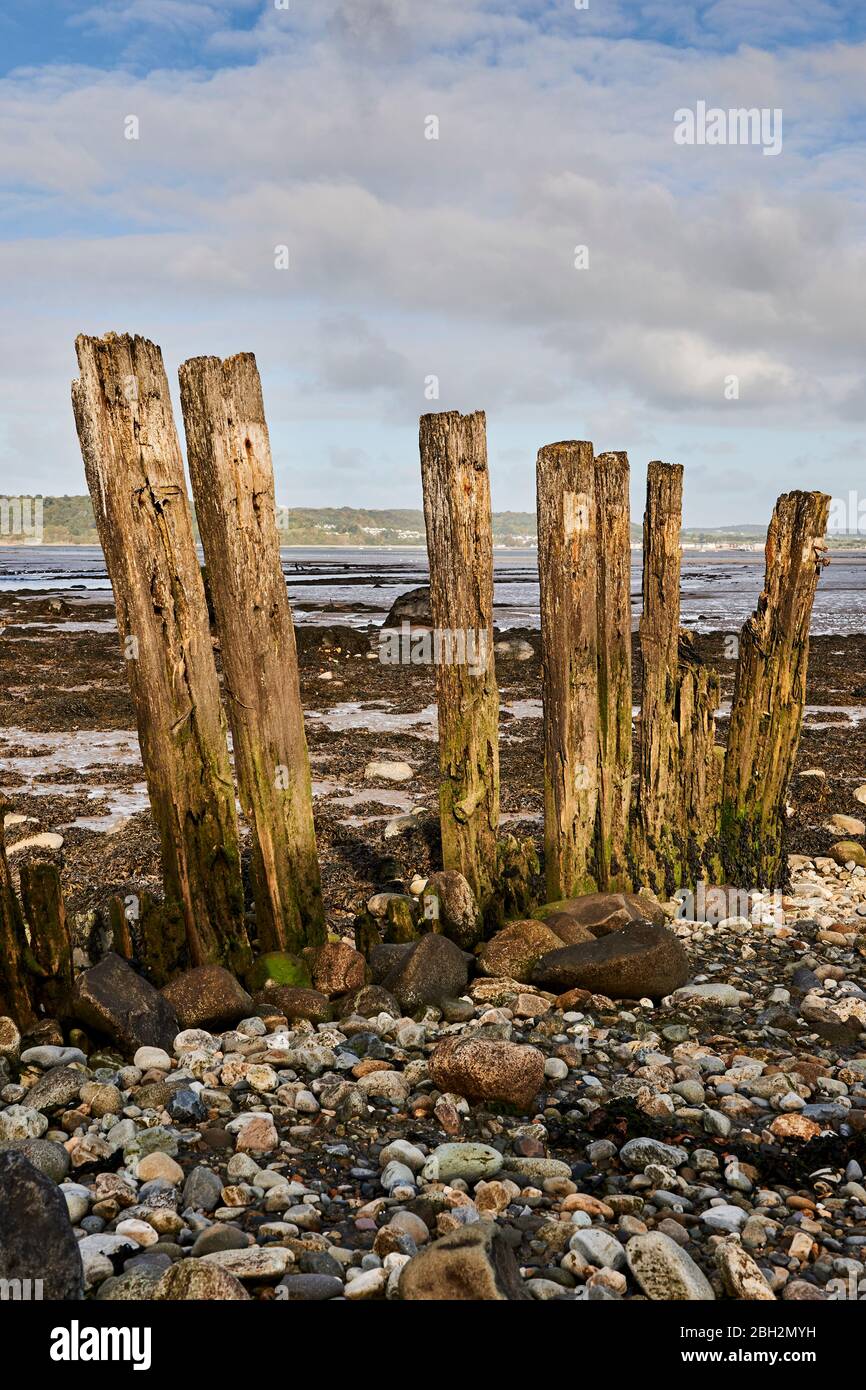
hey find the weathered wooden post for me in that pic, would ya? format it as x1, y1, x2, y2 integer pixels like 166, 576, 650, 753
536, 441, 599, 899
179, 353, 325, 953
720, 490, 830, 885
20, 861, 73, 1019
676, 630, 723, 882
594, 451, 632, 890
72, 333, 249, 972
635, 462, 684, 892
419, 411, 499, 908
0, 805, 36, 1028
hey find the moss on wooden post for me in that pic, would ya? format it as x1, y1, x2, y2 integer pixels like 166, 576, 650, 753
419, 410, 500, 909
594, 451, 633, 890
180, 353, 325, 953
0, 805, 36, 1028
72, 333, 249, 972
536, 441, 599, 899
20, 861, 74, 1019
720, 490, 830, 885
636, 461, 683, 893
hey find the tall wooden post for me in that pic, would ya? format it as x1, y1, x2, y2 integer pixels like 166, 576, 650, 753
0, 805, 36, 1028
179, 353, 325, 953
419, 411, 499, 908
636, 462, 683, 893
594, 451, 632, 890
536, 441, 599, 900
72, 333, 249, 972
720, 490, 830, 885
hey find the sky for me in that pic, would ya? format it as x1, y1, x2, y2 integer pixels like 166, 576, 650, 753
1, 1, 866, 525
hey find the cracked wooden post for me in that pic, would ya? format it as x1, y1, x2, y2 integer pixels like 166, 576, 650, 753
20, 861, 73, 1019
0, 804, 36, 1028
635, 461, 683, 892
720, 490, 830, 886
537, 441, 599, 899
594, 451, 632, 890
420, 410, 499, 909
72, 333, 249, 972
179, 353, 325, 953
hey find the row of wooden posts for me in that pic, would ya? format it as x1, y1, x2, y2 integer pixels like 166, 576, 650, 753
425, 416, 829, 913
1, 333, 830, 1018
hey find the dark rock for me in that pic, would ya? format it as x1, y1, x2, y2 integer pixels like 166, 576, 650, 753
534, 891, 665, 936
381, 585, 432, 629
161, 965, 252, 1030
0, 1137, 70, 1183
295, 624, 370, 659
369, 943, 412, 984
400, 1223, 530, 1300
251, 985, 333, 1023
167, 1088, 208, 1124
276, 1273, 344, 1300
25, 1065, 85, 1112
0, 1151, 84, 1298
530, 920, 689, 1000
383, 933, 470, 1012
337, 985, 401, 1019
73, 952, 180, 1053
182, 1166, 224, 1214
299, 1250, 345, 1278
190, 1224, 249, 1257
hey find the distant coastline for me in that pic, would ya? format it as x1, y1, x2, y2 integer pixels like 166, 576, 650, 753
4, 497, 866, 550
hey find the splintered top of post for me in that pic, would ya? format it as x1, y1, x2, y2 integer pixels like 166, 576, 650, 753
419, 409, 486, 427
74, 331, 160, 360
180, 352, 258, 377
537, 440, 593, 463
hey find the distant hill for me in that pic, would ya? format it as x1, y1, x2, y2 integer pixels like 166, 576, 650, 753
4, 497, 865, 549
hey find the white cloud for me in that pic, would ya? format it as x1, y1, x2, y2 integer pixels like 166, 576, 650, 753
1, 9, 865, 518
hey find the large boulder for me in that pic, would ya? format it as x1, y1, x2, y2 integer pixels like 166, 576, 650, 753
476, 920, 566, 983
400, 1223, 530, 1300
161, 965, 252, 1030
0, 1150, 84, 1298
423, 870, 482, 950
382, 585, 432, 629
530, 920, 689, 1000
383, 933, 470, 1012
73, 952, 180, 1053
302, 943, 367, 998
429, 1034, 544, 1111
534, 891, 664, 936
